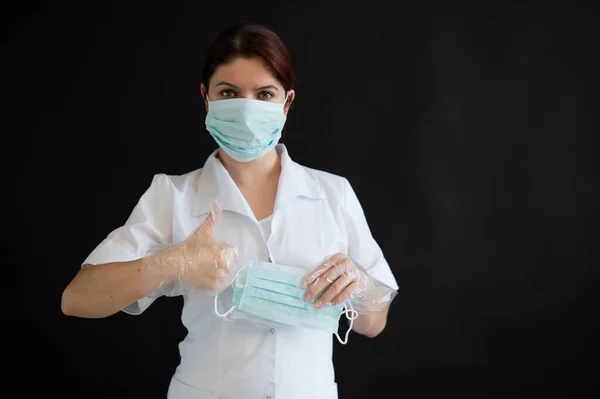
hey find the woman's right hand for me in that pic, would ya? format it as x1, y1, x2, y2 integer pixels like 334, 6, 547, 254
140, 199, 240, 295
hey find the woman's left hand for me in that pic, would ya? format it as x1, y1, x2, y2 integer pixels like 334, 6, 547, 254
303, 253, 397, 337
302, 253, 378, 310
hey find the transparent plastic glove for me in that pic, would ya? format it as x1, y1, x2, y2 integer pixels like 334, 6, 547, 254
140, 199, 241, 296
302, 253, 397, 314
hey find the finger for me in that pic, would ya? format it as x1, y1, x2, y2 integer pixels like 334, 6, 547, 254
331, 281, 357, 306
194, 198, 222, 237
208, 266, 228, 280
304, 258, 348, 302
214, 245, 240, 270
316, 272, 354, 308
205, 267, 228, 291
302, 264, 329, 289
302, 253, 345, 288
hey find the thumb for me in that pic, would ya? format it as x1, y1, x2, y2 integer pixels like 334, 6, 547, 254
194, 198, 222, 237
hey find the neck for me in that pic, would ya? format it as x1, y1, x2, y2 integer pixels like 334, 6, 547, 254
218, 148, 281, 187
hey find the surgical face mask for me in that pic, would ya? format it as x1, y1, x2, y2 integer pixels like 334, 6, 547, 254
214, 261, 359, 345
205, 94, 288, 163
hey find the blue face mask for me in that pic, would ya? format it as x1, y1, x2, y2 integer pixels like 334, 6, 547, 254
205, 95, 288, 163
214, 261, 359, 345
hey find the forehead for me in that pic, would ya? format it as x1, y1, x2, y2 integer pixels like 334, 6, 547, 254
210, 57, 281, 88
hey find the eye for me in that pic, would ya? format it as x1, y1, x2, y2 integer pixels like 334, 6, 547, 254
219, 89, 236, 98
258, 91, 274, 100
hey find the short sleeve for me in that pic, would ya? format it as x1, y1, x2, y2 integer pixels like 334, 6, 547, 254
342, 178, 399, 291
82, 173, 179, 315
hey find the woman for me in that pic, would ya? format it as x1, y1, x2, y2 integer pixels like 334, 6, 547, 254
62, 22, 399, 399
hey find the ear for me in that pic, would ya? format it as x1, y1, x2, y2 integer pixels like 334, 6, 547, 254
200, 83, 208, 112
284, 89, 295, 116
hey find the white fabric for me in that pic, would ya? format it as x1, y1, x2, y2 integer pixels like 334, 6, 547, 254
258, 214, 273, 243
82, 144, 399, 399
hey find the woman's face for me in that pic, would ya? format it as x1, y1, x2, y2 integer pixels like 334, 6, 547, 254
201, 57, 295, 115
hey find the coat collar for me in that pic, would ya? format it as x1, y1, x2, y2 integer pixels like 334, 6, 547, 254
192, 144, 325, 220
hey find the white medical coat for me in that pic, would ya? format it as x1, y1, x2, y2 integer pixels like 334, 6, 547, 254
83, 144, 398, 399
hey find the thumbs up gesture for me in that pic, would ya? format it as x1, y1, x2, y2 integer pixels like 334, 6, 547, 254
141, 199, 240, 295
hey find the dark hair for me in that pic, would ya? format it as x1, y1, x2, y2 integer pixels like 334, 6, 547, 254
201, 22, 295, 93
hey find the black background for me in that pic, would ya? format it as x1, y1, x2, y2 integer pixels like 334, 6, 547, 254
4, 1, 599, 398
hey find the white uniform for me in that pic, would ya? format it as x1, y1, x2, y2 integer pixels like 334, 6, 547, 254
83, 144, 399, 399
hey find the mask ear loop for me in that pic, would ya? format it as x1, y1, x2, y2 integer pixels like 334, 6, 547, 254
335, 302, 359, 345
214, 264, 249, 319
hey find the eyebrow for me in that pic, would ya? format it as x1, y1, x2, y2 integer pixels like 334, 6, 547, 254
215, 81, 279, 91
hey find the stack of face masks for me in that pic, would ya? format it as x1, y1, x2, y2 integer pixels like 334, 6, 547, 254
214, 261, 358, 344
